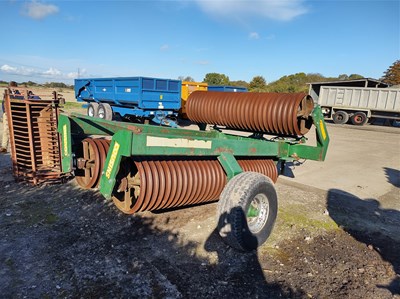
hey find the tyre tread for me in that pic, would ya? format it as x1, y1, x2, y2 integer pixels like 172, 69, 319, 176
217, 172, 277, 251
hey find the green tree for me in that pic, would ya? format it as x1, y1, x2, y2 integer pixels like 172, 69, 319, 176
307, 73, 326, 82
348, 74, 364, 80
203, 73, 230, 85
44, 82, 71, 89
266, 72, 310, 93
229, 80, 249, 89
178, 76, 195, 82
21, 81, 38, 87
249, 76, 267, 91
381, 60, 400, 86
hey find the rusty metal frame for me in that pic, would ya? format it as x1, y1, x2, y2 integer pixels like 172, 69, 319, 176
4, 88, 71, 184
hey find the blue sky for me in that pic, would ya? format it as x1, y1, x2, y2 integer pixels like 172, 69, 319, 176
0, 0, 399, 84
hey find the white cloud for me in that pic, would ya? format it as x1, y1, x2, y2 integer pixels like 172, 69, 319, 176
22, 1, 59, 20
160, 44, 170, 51
0, 64, 83, 80
66, 72, 78, 79
249, 32, 260, 40
1, 65, 18, 72
43, 67, 61, 77
194, 0, 308, 21
1, 64, 37, 76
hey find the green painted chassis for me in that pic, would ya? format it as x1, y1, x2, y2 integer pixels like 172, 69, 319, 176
58, 105, 329, 200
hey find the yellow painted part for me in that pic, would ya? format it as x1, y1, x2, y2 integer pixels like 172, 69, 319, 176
181, 81, 208, 118
105, 142, 120, 179
63, 124, 68, 157
319, 119, 327, 140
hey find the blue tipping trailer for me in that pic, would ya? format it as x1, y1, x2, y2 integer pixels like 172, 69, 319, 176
207, 85, 248, 92
75, 77, 181, 127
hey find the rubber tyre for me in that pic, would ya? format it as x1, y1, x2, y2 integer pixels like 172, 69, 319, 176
390, 119, 400, 127
87, 102, 99, 117
350, 112, 368, 126
217, 172, 278, 251
97, 103, 113, 121
332, 111, 349, 124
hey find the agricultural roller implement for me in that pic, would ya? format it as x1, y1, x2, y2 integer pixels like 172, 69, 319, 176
57, 90, 329, 251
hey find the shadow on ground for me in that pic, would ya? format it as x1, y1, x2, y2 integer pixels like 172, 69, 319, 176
279, 160, 306, 179
325, 118, 400, 127
327, 187, 400, 295
384, 167, 400, 188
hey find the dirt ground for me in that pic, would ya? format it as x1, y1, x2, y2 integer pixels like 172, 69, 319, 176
0, 106, 399, 298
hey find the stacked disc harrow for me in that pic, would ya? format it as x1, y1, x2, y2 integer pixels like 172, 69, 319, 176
5, 88, 69, 185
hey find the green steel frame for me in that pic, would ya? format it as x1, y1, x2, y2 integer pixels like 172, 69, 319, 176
58, 105, 329, 199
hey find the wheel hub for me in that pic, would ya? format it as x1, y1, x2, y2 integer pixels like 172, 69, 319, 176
88, 107, 95, 117
247, 193, 270, 234
98, 108, 105, 119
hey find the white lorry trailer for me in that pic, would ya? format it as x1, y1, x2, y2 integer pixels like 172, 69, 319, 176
309, 78, 400, 126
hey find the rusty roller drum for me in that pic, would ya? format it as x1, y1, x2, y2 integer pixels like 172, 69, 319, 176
186, 91, 314, 136
75, 138, 111, 189
112, 158, 278, 214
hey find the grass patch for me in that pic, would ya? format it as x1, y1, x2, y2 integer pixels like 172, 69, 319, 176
45, 213, 59, 224
61, 102, 86, 113
17, 201, 60, 226
278, 206, 339, 231
63, 102, 84, 109
5, 257, 14, 268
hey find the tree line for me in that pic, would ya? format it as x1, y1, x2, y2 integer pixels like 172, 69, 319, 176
182, 60, 400, 92
184, 72, 364, 93
0, 80, 74, 89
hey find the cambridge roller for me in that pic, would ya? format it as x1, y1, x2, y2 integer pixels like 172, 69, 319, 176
75, 138, 111, 189
186, 91, 315, 136
112, 157, 278, 214
74, 137, 279, 214
73, 90, 315, 214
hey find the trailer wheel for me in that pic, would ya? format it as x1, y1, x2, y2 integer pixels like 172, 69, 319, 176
332, 111, 349, 124
217, 172, 277, 251
351, 112, 368, 126
87, 102, 99, 117
390, 119, 400, 127
98, 103, 113, 121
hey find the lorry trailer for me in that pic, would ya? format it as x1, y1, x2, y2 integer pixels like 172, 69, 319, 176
309, 78, 400, 125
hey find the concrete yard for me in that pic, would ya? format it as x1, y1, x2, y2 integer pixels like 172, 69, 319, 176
283, 122, 400, 200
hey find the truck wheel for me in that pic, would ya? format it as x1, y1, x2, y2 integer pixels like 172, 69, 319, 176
98, 103, 113, 121
217, 172, 278, 251
351, 112, 368, 126
390, 119, 400, 127
332, 111, 349, 124
87, 102, 99, 117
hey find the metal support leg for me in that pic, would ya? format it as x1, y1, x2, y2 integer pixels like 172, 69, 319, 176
217, 152, 243, 180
